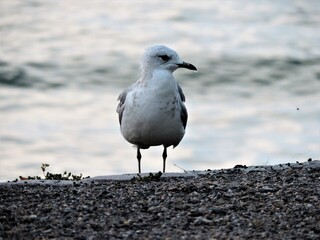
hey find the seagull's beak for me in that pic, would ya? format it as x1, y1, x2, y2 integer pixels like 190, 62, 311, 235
177, 61, 197, 71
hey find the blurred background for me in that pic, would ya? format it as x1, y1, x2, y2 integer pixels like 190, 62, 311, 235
0, 0, 319, 181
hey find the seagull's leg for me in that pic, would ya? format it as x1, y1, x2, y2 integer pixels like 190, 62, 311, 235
162, 147, 167, 173
137, 147, 142, 173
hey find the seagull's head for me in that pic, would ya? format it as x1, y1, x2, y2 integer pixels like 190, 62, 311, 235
141, 45, 197, 75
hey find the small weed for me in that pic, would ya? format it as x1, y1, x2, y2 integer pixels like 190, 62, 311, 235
131, 171, 162, 182
41, 163, 50, 178
19, 163, 89, 181
19, 176, 41, 180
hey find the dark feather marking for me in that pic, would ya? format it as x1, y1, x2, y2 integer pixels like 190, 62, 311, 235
180, 103, 188, 129
177, 83, 188, 129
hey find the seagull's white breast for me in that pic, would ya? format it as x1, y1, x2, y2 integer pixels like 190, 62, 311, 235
120, 70, 185, 147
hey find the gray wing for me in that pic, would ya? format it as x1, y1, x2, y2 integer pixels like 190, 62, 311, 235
116, 89, 128, 125
116, 82, 137, 125
178, 84, 188, 129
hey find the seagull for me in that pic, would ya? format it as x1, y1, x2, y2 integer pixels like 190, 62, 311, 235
116, 45, 197, 173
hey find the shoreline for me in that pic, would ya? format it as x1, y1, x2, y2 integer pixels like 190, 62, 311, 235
2, 159, 319, 185
1, 160, 319, 239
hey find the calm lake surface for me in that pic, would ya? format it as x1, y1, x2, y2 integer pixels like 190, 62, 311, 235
1, 0, 319, 181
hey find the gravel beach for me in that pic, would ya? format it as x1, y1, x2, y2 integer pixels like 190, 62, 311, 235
1, 160, 319, 239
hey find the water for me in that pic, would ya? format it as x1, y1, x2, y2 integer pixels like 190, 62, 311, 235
1, 0, 319, 181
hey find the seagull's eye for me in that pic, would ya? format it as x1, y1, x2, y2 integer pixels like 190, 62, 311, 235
159, 55, 170, 62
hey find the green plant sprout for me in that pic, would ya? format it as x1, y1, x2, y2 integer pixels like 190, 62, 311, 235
18, 163, 89, 181
131, 171, 162, 182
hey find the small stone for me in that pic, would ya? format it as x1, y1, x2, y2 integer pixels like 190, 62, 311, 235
194, 216, 213, 225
